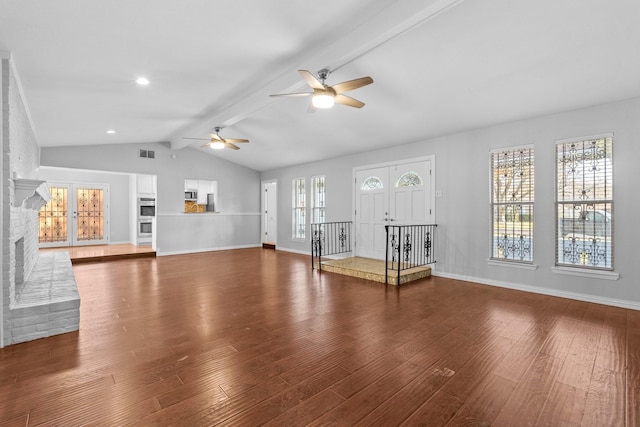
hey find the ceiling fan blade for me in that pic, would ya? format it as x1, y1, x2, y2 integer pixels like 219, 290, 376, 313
209, 133, 224, 142
334, 94, 365, 108
270, 92, 312, 97
331, 76, 373, 94
200, 143, 211, 148
224, 138, 249, 143
184, 137, 211, 141
298, 70, 325, 90
224, 142, 240, 150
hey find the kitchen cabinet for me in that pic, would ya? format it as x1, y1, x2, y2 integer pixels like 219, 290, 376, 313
137, 174, 156, 195
185, 179, 199, 191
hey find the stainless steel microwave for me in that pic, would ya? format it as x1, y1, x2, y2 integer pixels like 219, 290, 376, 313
185, 190, 197, 200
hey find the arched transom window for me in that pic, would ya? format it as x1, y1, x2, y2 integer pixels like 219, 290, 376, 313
361, 176, 383, 190
396, 171, 423, 187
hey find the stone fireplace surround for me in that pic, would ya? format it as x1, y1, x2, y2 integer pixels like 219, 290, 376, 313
8, 178, 80, 345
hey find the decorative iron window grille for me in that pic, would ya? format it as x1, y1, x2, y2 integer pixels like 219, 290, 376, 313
490, 146, 534, 263
556, 134, 613, 270
396, 171, 423, 187
361, 176, 383, 190
311, 176, 326, 224
292, 178, 306, 239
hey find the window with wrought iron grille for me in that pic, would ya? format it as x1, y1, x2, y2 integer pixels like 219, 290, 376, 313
556, 134, 613, 270
311, 176, 325, 224
490, 146, 534, 263
292, 177, 306, 240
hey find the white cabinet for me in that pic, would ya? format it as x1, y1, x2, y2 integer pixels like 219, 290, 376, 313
185, 179, 198, 191
137, 174, 156, 195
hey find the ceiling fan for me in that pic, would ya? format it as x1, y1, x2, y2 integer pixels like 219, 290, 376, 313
183, 127, 249, 150
270, 69, 373, 109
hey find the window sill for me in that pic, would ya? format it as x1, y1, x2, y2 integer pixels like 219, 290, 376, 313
487, 260, 538, 270
291, 238, 307, 243
551, 266, 619, 281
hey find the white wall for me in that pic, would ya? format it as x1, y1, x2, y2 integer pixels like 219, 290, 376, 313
35, 167, 132, 244
262, 96, 640, 309
40, 142, 262, 254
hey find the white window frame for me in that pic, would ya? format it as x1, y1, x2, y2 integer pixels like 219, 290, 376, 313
292, 177, 306, 240
554, 133, 614, 272
489, 145, 535, 264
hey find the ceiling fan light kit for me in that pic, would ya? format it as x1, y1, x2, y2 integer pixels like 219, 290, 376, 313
271, 69, 373, 110
183, 126, 250, 151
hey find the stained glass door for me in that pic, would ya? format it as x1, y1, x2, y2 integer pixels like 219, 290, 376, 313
39, 183, 109, 247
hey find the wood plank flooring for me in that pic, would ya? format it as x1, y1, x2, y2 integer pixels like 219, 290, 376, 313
40, 244, 155, 264
1, 247, 637, 426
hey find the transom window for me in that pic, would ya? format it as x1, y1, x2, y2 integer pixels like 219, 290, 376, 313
361, 176, 383, 190
556, 134, 613, 270
490, 146, 534, 263
396, 171, 423, 187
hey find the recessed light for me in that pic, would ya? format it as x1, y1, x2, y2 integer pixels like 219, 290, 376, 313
107, 130, 116, 134
136, 77, 150, 86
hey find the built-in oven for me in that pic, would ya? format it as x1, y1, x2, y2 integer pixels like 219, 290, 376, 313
138, 219, 153, 238
138, 197, 156, 218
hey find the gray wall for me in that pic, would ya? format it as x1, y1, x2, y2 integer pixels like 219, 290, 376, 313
35, 167, 132, 244
40, 142, 262, 254
261, 96, 640, 309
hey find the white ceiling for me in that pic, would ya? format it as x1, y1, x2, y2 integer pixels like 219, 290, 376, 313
1, 0, 639, 172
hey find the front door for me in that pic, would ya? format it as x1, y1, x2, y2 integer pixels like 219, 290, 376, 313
354, 159, 433, 259
39, 183, 110, 247
355, 167, 389, 259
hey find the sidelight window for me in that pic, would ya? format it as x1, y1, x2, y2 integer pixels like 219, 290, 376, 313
311, 175, 326, 224
292, 178, 306, 240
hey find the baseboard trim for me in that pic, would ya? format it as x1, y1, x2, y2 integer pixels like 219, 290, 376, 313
432, 271, 640, 311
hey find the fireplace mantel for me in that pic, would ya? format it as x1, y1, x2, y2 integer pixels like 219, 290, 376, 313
13, 178, 51, 210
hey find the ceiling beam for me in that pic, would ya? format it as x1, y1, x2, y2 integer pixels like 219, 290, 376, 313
169, 0, 465, 151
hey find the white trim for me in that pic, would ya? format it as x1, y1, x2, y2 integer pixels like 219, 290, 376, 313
157, 243, 261, 256
551, 266, 619, 281
275, 246, 310, 256
432, 271, 638, 311
489, 143, 534, 154
487, 260, 538, 270
555, 132, 614, 145
353, 155, 436, 173
0, 56, 4, 347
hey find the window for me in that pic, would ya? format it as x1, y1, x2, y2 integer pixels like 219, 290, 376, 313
396, 171, 423, 187
292, 178, 306, 239
311, 176, 326, 224
490, 146, 534, 263
556, 134, 613, 270
361, 176, 383, 190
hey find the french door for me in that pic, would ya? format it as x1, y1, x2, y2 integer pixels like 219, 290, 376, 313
38, 183, 110, 247
355, 159, 433, 259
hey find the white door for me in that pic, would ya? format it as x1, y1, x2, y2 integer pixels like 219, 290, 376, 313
354, 159, 433, 260
263, 181, 277, 243
355, 167, 389, 259
39, 183, 110, 247
390, 161, 433, 225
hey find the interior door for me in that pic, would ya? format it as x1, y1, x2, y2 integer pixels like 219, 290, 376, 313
389, 160, 432, 225
263, 181, 277, 243
355, 167, 389, 259
39, 183, 109, 247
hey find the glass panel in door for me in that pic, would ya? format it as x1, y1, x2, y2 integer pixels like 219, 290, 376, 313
39, 185, 71, 247
74, 186, 107, 245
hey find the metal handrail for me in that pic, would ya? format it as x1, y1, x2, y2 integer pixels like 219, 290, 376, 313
311, 221, 352, 270
385, 224, 437, 285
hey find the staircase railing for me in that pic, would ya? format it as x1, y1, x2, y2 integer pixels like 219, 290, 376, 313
385, 224, 437, 285
311, 221, 353, 270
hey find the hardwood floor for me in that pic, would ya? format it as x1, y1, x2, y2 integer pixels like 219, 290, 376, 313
1, 247, 637, 426
40, 244, 155, 264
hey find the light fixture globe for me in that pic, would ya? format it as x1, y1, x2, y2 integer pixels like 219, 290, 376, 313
312, 93, 335, 109
210, 141, 225, 150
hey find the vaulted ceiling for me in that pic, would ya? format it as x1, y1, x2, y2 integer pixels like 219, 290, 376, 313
1, 0, 639, 171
